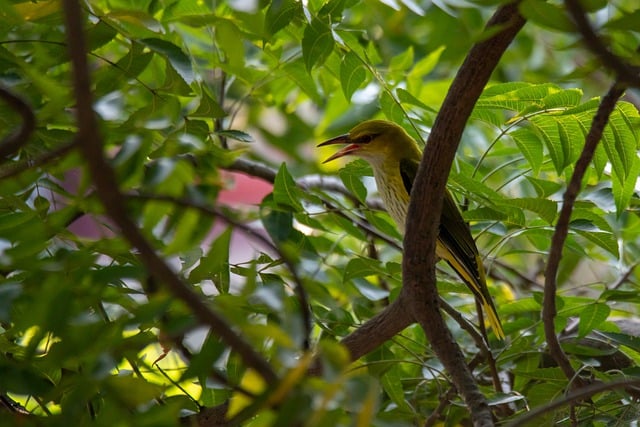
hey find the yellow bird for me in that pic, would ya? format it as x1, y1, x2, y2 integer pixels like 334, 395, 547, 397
319, 120, 504, 340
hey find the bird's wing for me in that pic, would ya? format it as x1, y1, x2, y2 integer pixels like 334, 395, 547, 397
399, 157, 504, 339
398, 157, 484, 298
399, 157, 418, 197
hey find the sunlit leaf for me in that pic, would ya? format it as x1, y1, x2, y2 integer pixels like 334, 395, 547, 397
302, 17, 334, 72
340, 51, 367, 101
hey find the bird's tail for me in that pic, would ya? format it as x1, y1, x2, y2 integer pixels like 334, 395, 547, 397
443, 248, 505, 340
476, 259, 505, 340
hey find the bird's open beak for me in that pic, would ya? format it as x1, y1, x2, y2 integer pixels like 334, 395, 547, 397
317, 134, 360, 164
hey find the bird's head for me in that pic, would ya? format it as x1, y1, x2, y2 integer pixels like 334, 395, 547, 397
318, 120, 421, 165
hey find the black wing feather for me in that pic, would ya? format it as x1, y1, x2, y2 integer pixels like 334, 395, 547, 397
398, 158, 481, 281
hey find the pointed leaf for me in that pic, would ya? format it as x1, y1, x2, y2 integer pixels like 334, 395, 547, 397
265, 0, 301, 38
302, 17, 334, 72
578, 303, 610, 338
340, 51, 367, 101
273, 163, 303, 212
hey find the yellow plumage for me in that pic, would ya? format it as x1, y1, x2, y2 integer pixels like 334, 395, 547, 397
319, 120, 504, 340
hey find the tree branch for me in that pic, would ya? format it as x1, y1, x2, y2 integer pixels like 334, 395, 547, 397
0, 85, 36, 159
507, 378, 640, 427
543, 81, 626, 384
62, 0, 278, 385
340, 292, 414, 360
402, 3, 526, 425
129, 192, 313, 350
564, 0, 640, 88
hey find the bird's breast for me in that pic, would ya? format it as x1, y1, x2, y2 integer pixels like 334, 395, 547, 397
373, 169, 410, 235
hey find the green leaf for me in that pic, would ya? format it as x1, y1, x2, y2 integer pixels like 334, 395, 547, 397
573, 228, 618, 257
189, 228, 232, 293
532, 115, 566, 173
282, 59, 322, 104
192, 91, 226, 118
261, 204, 294, 244
381, 365, 412, 412
407, 46, 445, 93
379, 91, 405, 125
160, 60, 192, 95
498, 197, 558, 224
542, 88, 582, 109
578, 303, 610, 338
302, 17, 334, 72
389, 46, 414, 74
604, 9, 640, 31
510, 127, 543, 173
105, 375, 164, 406
514, 366, 567, 382
87, 20, 118, 51
319, 0, 349, 19
340, 51, 366, 101
139, 37, 193, 83
338, 165, 368, 203
598, 332, 640, 354
216, 129, 254, 142
163, 208, 205, 254
343, 257, 387, 281
216, 19, 245, 68
519, 0, 575, 32
397, 88, 436, 113
95, 45, 153, 94
265, 0, 301, 38
611, 154, 640, 216
602, 289, 640, 303
525, 176, 562, 198
273, 163, 303, 212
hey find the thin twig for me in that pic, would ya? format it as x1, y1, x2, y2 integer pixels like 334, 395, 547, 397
128, 192, 313, 351
61, 0, 278, 385
610, 261, 640, 290
0, 140, 77, 181
542, 81, 626, 385
506, 378, 640, 427
564, 0, 640, 88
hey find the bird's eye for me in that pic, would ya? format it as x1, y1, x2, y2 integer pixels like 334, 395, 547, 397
355, 134, 378, 144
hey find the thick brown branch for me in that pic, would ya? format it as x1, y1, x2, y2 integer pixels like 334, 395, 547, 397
0, 85, 36, 159
543, 82, 626, 383
564, 0, 640, 88
62, 0, 278, 385
340, 292, 414, 360
403, 3, 525, 425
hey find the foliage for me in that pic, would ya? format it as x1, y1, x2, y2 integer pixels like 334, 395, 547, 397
0, 0, 640, 425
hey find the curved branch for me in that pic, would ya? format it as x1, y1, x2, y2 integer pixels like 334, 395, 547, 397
543, 81, 626, 383
402, 3, 526, 425
507, 378, 640, 427
564, 0, 640, 88
62, 0, 278, 385
0, 85, 36, 159
0, 140, 76, 181
340, 292, 414, 360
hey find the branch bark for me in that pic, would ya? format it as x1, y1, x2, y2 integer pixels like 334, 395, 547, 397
543, 81, 626, 383
62, 0, 278, 386
0, 85, 36, 159
402, 3, 526, 425
564, 0, 640, 88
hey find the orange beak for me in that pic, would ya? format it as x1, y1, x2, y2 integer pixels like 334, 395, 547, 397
317, 134, 361, 164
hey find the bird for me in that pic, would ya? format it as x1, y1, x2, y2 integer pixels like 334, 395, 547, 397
318, 119, 504, 340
